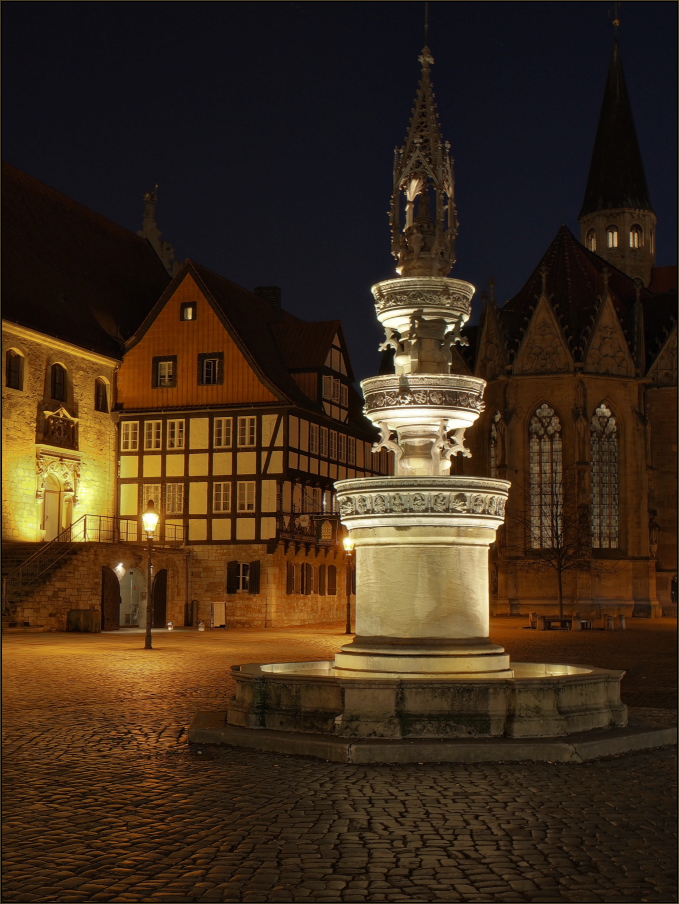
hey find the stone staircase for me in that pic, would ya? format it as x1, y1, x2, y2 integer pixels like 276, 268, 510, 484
2, 541, 85, 630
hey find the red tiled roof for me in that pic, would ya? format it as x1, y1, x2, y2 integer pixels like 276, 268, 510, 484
2, 162, 170, 358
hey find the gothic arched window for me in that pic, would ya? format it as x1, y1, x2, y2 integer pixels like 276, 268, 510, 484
629, 225, 642, 249
590, 403, 619, 548
586, 229, 596, 252
606, 225, 619, 249
5, 349, 23, 390
94, 378, 109, 412
529, 404, 563, 548
51, 363, 66, 401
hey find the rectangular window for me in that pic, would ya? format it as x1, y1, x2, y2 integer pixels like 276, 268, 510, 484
237, 563, 250, 591
348, 436, 356, 465
214, 417, 233, 448
153, 356, 177, 388
166, 483, 184, 515
142, 484, 162, 509
180, 302, 197, 321
338, 434, 347, 462
320, 427, 328, 457
94, 379, 108, 413
237, 481, 256, 512
167, 419, 185, 450
121, 421, 139, 451
5, 351, 22, 390
213, 482, 231, 513
329, 430, 338, 460
198, 352, 224, 386
340, 384, 348, 407
309, 424, 319, 454
144, 421, 162, 450
238, 416, 256, 447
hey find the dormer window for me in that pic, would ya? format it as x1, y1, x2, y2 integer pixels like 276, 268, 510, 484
629, 225, 642, 249
586, 230, 596, 252
606, 226, 618, 249
180, 302, 197, 321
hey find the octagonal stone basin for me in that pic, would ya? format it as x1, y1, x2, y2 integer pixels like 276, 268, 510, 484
227, 660, 628, 741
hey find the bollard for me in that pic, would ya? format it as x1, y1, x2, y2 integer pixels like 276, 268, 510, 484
537, 615, 547, 631
604, 614, 614, 631
198, 621, 205, 632
618, 614, 626, 630
167, 621, 173, 631
571, 616, 582, 631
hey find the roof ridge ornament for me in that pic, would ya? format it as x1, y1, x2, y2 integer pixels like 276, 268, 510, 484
390, 42, 458, 278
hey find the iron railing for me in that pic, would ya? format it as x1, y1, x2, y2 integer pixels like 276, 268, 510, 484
2, 514, 185, 611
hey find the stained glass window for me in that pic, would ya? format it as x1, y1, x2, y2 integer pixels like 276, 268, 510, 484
529, 404, 562, 548
590, 403, 619, 548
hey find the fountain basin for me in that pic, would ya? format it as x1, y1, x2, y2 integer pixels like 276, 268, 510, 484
227, 660, 628, 740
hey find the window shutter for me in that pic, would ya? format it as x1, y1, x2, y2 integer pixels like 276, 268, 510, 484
249, 560, 261, 594
226, 561, 239, 594
328, 565, 337, 596
302, 563, 312, 595
152, 361, 158, 389
318, 564, 326, 595
286, 562, 295, 594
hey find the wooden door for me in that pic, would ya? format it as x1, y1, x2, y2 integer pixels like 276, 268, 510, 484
101, 566, 120, 630
152, 568, 168, 627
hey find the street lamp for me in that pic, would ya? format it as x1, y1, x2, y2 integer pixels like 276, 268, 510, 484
343, 536, 355, 635
142, 499, 159, 650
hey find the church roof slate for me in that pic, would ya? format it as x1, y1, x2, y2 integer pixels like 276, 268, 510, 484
1, 162, 171, 358
499, 225, 654, 363
579, 40, 654, 218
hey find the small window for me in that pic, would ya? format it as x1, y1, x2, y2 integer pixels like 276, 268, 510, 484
227, 560, 260, 594
237, 481, 256, 512
167, 419, 185, 450
238, 416, 256, 447
322, 375, 342, 402
51, 363, 66, 401
309, 424, 319, 455
586, 229, 596, 252
340, 384, 349, 407
329, 430, 338, 460
213, 482, 231, 513
153, 356, 177, 389
338, 434, 347, 462
166, 483, 184, 515
94, 378, 109, 412
327, 564, 337, 596
198, 352, 223, 386
180, 302, 197, 321
606, 225, 618, 249
142, 483, 162, 511
320, 427, 328, 457
5, 350, 23, 390
121, 421, 139, 451
144, 420, 162, 450
348, 436, 356, 465
629, 225, 643, 249
214, 417, 233, 448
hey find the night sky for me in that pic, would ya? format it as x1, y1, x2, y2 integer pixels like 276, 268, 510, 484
3, 1, 676, 382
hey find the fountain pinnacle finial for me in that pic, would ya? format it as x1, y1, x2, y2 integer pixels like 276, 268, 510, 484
390, 41, 458, 278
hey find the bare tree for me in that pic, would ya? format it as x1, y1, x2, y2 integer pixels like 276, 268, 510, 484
501, 465, 607, 620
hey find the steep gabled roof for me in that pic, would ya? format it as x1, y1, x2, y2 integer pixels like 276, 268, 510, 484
500, 225, 653, 363
273, 320, 345, 371
1, 162, 170, 358
579, 40, 654, 218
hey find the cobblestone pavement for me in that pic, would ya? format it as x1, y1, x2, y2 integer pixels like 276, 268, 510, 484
2, 618, 677, 903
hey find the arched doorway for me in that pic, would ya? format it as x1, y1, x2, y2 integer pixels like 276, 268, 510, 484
119, 567, 145, 627
101, 566, 121, 630
42, 473, 62, 541
152, 569, 168, 628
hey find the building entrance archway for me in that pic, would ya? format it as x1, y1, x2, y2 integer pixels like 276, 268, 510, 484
119, 567, 146, 627
42, 473, 62, 541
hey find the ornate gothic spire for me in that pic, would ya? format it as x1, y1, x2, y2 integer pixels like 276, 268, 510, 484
390, 46, 458, 278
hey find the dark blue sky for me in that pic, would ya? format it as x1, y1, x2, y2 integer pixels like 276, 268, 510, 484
3, 1, 676, 381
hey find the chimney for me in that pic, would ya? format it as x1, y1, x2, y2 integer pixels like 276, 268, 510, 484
254, 286, 281, 309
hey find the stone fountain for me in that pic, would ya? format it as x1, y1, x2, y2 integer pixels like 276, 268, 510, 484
196, 46, 636, 762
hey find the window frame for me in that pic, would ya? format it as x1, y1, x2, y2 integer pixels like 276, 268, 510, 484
329, 430, 338, 460
121, 421, 139, 451
237, 480, 256, 512
166, 419, 185, 450
152, 355, 177, 389
144, 420, 162, 451
213, 481, 232, 513
94, 378, 109, 412
51, 363, 66, 402
309, 423, 319, 455
606, 225, 619, 249
213, 417, 233, 448
237, 416, 257, 448
197, 352, 224, 386
180, 302, 197, 321
320, 427, 328, 457
5, 350, 23, 391
590, 403, 619, 549
166, 483, 185, 515
528, 403, 563, 549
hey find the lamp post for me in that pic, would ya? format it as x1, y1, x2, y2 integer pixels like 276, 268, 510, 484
142, 500, 159, 650
343, 536, 354, 635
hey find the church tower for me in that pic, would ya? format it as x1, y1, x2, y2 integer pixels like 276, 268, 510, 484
578, 38, 656, 285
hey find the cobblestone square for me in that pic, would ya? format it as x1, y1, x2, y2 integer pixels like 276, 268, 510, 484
2, 618, 677, 903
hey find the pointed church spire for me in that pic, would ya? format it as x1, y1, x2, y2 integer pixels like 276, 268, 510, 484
390, 44, 458, 277
579, 39, 653, 217
578, 37, 657, 286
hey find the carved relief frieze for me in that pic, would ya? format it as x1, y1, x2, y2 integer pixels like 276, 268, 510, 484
338, 488, 506, 519
35, 451, 81, 505
584, 298, 634, 376
39, 406, 79, 451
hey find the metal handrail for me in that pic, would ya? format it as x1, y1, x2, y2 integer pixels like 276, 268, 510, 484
2, 515, 185, 610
